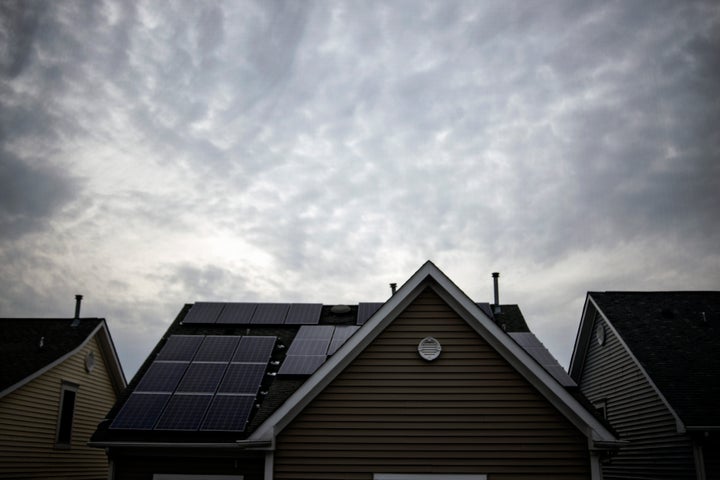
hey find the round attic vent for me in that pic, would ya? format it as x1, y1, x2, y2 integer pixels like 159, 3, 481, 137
418, 337, 442, 361
596, 323, 606, 346
85, 352, 95, 373
330, 305, 351, 314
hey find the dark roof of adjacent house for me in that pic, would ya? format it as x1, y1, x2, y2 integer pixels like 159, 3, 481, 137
590, 291, 720, 427
0, 318, 106, 396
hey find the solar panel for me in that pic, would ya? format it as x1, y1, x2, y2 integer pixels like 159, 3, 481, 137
217, 363, 267, 394
286, 338, 330, 356
285, 303, 322, 325
357, 302, 383, 325
232, 336, 276, 363
155, 394, 213, 431
201, 395, 255, 431
194, 336, 241, 362
509, 332, 577, 387
216, 303, 257, 324
156, 335, 203, 361
278, 355, 326, 375
295, 325, 335, 340
110, 393, 170, 430
176, 363, 227, 393
183, 302, 224, 324
250, 303, 290, 324
135, 362, 189, 393
328, 325, 360, 355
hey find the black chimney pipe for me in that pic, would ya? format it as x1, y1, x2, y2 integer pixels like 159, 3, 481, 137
390, 283, 397, 295
74, 294, 83, 319
492, 273, 501, 314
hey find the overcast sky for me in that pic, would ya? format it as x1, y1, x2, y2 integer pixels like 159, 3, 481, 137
1, 0, 718, 379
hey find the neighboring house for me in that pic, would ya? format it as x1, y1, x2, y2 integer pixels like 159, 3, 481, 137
0, 304, 126, 480
91, 261, 621, 480
569, 291, 720, 480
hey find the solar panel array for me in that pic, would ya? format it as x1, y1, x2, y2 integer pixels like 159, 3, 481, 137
509, 332, 577, 387
279, 325, 360, 375
183, 302, 323, 325
111, 334, 276, 431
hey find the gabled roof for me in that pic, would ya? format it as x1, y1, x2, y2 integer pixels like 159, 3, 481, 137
91, 261, 617, 450
571, 291, 720, 428
0, 318, 126, 398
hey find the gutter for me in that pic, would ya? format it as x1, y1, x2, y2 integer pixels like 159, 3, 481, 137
87, 440, 272, 450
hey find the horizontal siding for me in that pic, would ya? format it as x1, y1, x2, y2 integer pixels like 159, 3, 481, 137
579, 307, 696, 480
275, 288, 590, 480
0, 335, 117, 480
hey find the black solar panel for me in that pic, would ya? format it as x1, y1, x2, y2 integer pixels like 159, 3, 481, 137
328, 325, 360, 355
155, 394, 213, 431
286, 338, 330, 356
216, 303, 257, 324
285, 303, 322, 325
232, 336, 276, 363
156, 335, 203, 361
110, 393, 170, 430
194, 336, 241, 362
201, 395, 255, 431
357, 302, 383, 325
183, 302, 224, 324
176, 363, 227, 393
217, 363, 267, 394
135, 362, 189, 393
295, 325, 335, 340
278, 355, 326, 375
250, 303, 290, 324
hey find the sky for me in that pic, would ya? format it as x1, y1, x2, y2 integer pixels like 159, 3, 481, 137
1, 0, 718, 380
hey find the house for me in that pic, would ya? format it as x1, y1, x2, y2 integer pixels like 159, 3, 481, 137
0, 296, 127, 480
91, 261, 621, 480
569, 291, 720, 480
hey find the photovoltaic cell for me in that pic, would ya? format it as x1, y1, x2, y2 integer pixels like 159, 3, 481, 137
357, 302, 383, 325
216, 303, 257, 324
295, 325, 334, 340
201, 395, 255, 431
155, 394, 213, 431
135, 362, 189, 393
183, 302, 224, 324
176, 363, 227, 393
278, 355, 326, 375
110, 393, 170, 430
250, 303, 290, 324
194, 336, 241, 362
218, 363, 267, 394
231, 336, 276, 363
327, 325, 360, 355
284, 303, 322, 325
286, 338, 330, 356
156, 335, 203, 361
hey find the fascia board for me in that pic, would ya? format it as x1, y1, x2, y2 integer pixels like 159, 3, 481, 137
568, 294, 594, 381
96, 321, 128, 392
588, 295, 686, 433
428, 282, 617, 444
0, 322, 104, 399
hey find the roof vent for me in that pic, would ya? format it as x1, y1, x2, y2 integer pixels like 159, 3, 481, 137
492, 273, 501, 314
330, 305, 351, 314
390, 283, 397, 295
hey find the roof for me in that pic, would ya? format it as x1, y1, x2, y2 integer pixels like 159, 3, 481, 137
91, 261, 617, 449
588, 291, 720, 427
0, 318, 126, 398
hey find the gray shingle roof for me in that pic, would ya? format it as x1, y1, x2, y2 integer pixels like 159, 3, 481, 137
591, 291, 720, 427
0, 318, 104, 395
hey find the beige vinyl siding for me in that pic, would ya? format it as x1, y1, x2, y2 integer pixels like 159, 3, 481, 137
274, 288, 590, 480
578, 305, 696, 480
0, 335, 118, 480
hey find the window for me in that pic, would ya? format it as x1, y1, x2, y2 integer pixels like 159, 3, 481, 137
594, 399, 608, 421
55, 382, 79, 448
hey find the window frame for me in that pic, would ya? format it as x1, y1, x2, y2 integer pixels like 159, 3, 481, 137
55, 381, 79, 449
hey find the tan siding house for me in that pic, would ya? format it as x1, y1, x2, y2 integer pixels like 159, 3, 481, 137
92, 262, 620, 479
0, 317, 126, 480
